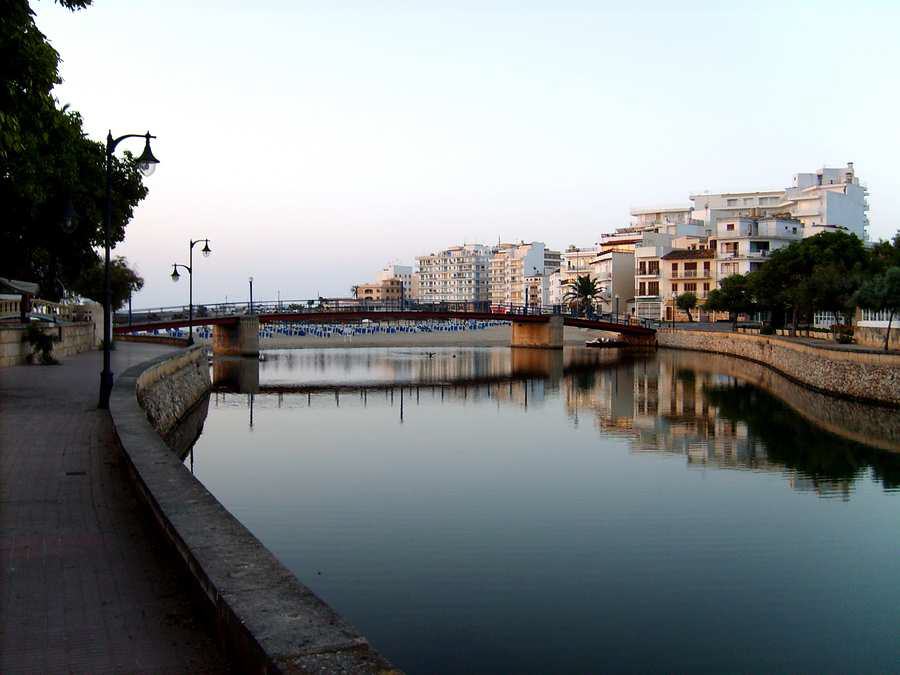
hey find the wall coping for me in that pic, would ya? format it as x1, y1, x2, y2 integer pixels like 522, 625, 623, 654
110, 347, 398, 674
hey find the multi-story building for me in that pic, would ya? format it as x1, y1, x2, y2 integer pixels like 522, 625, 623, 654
782, 163, 869, 239
690, 163, 868, 240
544, 248, 562, 275
489, 242, 546, 307
590, 250, 634, 314
415, 244, 492, 303
630, 206, 695, 230
559, 245, 597, 284
660, 248, 717, 321
633, 233, 671, 321
715, 217, 802, 278
375, 264, 413, 299
353, 277, 404, 303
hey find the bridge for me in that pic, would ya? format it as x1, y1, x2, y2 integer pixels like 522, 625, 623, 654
114, 300, 657, 354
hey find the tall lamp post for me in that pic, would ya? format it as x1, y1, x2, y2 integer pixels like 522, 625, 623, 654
99, 131, 159, 409
170, 238, 211, 345
249, 276, 254, 314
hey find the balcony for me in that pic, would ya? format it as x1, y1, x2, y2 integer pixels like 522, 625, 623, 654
669, 270, 712, 279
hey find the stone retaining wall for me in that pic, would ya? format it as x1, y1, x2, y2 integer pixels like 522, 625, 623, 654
658, 329, 900, 406
0, 321, 97, 367
110, 346, 397, 674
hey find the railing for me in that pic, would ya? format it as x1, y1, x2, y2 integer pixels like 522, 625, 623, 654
669, 270, 712, 279
115, 298, 658, 331
0, 297, 85, 323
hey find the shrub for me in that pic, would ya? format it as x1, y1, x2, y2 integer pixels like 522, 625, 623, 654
760, 324, 775, 335
24, 323, 59, 365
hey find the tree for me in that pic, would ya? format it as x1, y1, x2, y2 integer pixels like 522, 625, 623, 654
676, 292, 698, 322
0, 0, 148, 301
705, 274, 754, 331
854, 267, 900, 351
749, 231, 869, 335
563, 275, 601, 316
69, 256, 144, 311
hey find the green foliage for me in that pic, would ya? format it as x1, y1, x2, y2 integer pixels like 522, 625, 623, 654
24, 321, 58, 365
69, 256, 144, 311
760, 324, 775, 335
562, 275, 601, 315
749, 231, 869, 331
854, 266, 900, 350
675, 292, 698, 321
704, 274, 754, 329
0, 0, 147, 301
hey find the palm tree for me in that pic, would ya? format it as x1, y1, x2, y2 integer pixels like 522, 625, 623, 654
563, 275, 601, 316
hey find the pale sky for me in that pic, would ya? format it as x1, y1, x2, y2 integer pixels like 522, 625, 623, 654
35, 0, 900, 308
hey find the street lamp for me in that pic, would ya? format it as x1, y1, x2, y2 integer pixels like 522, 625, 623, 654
170, 238, 212, 345
99, 130, 159, 409
615, 294, 620, 321
249, 276, 254, 314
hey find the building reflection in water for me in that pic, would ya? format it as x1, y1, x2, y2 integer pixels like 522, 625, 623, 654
206, 347, 900, 499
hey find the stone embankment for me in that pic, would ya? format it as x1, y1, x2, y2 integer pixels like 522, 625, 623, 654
111, 346, 398, 674
658, 329, 900, 407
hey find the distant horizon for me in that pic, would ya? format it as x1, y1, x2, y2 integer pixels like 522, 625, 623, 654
35, 1, 900, 308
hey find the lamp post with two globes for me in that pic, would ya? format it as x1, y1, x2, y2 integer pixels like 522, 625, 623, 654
99, 131, 159, 409
171, 238, 212, 345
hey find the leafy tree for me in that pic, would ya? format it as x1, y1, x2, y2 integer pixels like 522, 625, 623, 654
868, 231, 900, 274
749, 231, 868, 335
675, 292, 698, 322
0, 0, 148, 301
853, 267, 900, 351
69, 256, 144, 311
563, 275, 601, 316
704, 274, 754, 331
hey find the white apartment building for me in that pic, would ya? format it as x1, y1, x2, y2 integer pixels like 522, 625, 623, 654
590, 250, 634, 314
715, 217, 803, 277
489, 242, 546, 307
375, 264, 413, 299
559, 245, 597, 284
690, 163, 868, 240
548, 270, 563, 306
633, 233, 674, 320
782, 163, 869, 240
415, 244, 492, 303
630, 206, 694, 230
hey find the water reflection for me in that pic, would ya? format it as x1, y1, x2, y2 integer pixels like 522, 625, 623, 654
209, 347, 900, 498
192, 346, 900, 674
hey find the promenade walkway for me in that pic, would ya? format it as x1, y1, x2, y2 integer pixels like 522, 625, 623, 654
0, 343, 226, 673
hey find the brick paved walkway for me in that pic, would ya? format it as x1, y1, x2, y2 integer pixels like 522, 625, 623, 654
0, 343, 227, 674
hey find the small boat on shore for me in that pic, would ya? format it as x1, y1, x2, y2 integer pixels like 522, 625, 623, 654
585, 337, 626, 348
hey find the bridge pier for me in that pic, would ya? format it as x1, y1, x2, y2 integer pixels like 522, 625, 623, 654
212, 316, 259, 356
621, 332, 657, 348
510, 316, 564, 349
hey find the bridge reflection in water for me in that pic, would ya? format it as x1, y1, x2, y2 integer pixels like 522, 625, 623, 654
193, 347, 900, 500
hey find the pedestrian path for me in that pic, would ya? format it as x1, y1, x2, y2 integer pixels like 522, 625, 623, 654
0, 343, 226, 674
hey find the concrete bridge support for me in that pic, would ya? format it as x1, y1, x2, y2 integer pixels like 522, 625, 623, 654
621, 332, 657, 348
510, 316, 564, 349
212, 317, 259, 356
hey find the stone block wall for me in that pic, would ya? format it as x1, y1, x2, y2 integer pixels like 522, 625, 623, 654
854, 324, 900, 351
135, 346, 211, 435
658, 329, 900, 406
0, 321, 97, 367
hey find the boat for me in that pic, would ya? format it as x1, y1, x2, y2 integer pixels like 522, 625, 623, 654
585, 336, 626, 348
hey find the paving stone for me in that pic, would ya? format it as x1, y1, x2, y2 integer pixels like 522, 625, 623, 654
0, 343, 227, 674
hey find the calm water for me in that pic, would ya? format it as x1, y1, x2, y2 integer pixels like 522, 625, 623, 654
185, 347, 900, 674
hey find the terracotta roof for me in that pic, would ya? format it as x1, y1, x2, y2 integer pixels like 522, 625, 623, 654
660, 248, 716, 260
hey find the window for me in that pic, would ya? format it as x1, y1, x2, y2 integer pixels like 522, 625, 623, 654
638, 261, 647, 275
671, 263, 679, 274
726, 199, 738, 206
648, 261, 659, 275
685, 283, 697, 292
727, 223, 735, 231
639, 282, 646, 296
672, 284, 678, 293
703, 282, 710, 292
648, 281, 659, 296
703, 261, 711, 273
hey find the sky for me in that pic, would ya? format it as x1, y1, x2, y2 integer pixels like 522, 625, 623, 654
34, 0, 900, 308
